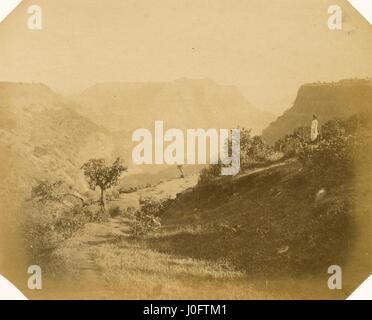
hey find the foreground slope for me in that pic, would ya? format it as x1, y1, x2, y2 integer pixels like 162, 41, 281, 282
35, 159, 370, 299
153, 158, 370, 292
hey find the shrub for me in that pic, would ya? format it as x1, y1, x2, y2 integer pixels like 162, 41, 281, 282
297, 116, 367, 182
275, 126, 311, 158
197, 128, 278, 185
275, 114, 372, 185
23, 200, 106, 259
23, 203, 64, 258
109, 205, 122, 218
238, 128, 276, 168
122, 206, 136, 218
198, 162, 222, 185
128, 197, 169, 236
130, 210, 161, 236
31, 180, 64, 203
139, 196, 172, 216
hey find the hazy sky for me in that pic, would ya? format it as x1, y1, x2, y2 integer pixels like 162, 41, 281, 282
0, 0, 371, 114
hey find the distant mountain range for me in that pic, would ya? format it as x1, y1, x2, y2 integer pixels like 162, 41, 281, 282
262, 79, 372, 145
72, 78, 274, 135
1, 78, 370, 194
0, 80, 274, 194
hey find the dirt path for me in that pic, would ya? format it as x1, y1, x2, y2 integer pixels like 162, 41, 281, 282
44, 174, 264, 298
49, 214, 258, 299
110, 174, 200, 211
52, 217, 130, 285
44, 164, 298, 299
51, 165, 287, 285
51, 175, 200, 281
32, 160, 350, 299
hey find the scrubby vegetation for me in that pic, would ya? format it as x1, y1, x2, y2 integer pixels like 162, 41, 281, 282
108, 205, 123, 218
165, 113, 371, 277
23, 192, 105, 261
277, 113, 371, 183
20, 111, 371, 295
200, 113, 370, 187
198, 127, 282, 184
262, 79, 372, 145
23, 157, 127, 265
274, 126, 310, 157
198, 161, 223, 185
129, 197, 173, 236
239, 128, 279, 168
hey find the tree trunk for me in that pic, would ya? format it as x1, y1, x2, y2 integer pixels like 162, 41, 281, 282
60, 193, 87, 206
100, 187, 106, 213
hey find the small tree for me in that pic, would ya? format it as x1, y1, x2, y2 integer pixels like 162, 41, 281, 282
81, 158, 127, 212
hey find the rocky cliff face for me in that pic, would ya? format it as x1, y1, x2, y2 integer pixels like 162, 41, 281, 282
262, 79, 372, 144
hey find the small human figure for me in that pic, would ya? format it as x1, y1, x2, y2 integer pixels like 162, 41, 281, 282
177, 165, 184, 178
311, 114, 319, 142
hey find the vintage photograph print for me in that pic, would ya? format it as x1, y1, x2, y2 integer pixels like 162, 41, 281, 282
0, 0, 371, 300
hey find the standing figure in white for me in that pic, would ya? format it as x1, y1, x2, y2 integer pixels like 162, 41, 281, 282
311, 114, 319, 142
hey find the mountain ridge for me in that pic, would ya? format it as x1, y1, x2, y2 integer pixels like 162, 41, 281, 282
0, 82, 116, 194
73, 78, 275, 135
262, 78, 372, 144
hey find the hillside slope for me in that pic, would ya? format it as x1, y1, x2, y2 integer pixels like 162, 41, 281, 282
262, 79, 372, 144
0, 82, 115, 194
151, 159, 363, 283
73, 78, 274, 135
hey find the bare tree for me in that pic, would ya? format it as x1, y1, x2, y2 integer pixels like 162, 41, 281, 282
30, 180, 86, 206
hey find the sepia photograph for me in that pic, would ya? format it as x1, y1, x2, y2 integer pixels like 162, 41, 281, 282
0, 0, 371, 303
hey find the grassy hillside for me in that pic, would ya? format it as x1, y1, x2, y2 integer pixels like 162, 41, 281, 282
0, 82, 123, 283
147, 159, 363, 280
145, 112, 372, 293
0, 82, 117, 194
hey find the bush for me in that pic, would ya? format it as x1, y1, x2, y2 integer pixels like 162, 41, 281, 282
23, 200, 106, 259
122, 206, 136, 218
128, 197, 168, 236
130, 210, 161, 236
138, 196, 172, 216
298, 116, 367, 181
109, 205, 122, 218
31, 180, 64, 203
238, 128, 276, 169
197, 128, 279, 185
276, 114, 371, 184
198, 162, 222, 185
275, 126, 311, 157
23, 204, 64, 258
